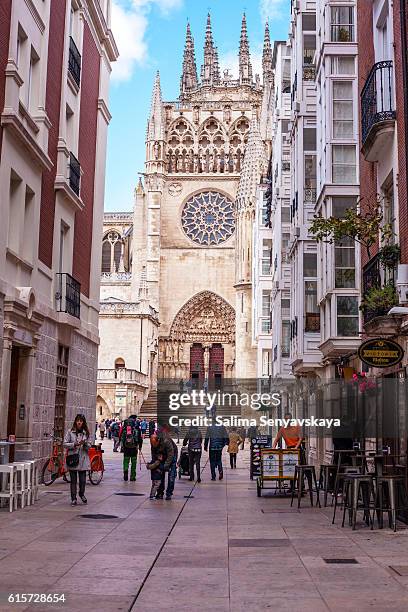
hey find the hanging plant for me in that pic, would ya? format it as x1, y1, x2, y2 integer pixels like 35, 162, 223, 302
378, 244, 400, 269
360, 284, 399, 314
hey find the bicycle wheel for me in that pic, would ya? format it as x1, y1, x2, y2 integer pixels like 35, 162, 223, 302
89, 456, 104, 485
41, 457, 59, 486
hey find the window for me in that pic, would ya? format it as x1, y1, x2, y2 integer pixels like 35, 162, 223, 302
261, 291, 271, 333
337, 296, 359, 336
335, 236, 355, 288
302, 13, 316, 31
282, 233, 290, 258
331, 56, 355, 74
303, 127, 316, 150
303, 34, 316, 80
331, 6, 354, 42
332, 196, 357, 218
262, 350, 272, 377
8, 170, 23, 254
333, 81, 353, 138
305, 281, 320, 332
101, 231, 124, 274
282, 206, 290, 223
22, 186, 35, 263
282, 321, 290, 357
304, 253, 317, 277
332, 145, 356, 183
262, 240, 272, 274
304, 154, 317, 199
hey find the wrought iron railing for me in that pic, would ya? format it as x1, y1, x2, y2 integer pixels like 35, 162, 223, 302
362, 253, 397, 322
69, 152, 80, 196
68, 36, 81, 87
56, 273, 80, 319
361, 60, 396, 145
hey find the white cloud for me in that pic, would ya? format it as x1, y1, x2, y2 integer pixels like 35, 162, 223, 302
111, 0, 183, 82
219, 50, 263, 80
260, 0, 287, 21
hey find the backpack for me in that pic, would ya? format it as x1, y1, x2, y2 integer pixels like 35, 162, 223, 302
124, 424, 138, 449
111, 422, 120, 436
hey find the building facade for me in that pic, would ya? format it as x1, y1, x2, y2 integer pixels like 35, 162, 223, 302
132, 14, 271, 389
0, 0, 117, 460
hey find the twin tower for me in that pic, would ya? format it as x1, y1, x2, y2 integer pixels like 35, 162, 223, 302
180, 13, 274, 97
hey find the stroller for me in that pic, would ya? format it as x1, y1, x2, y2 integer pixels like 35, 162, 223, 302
178, 446, 190, 479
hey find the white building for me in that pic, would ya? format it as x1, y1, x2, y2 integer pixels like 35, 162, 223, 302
288, 0, 322, 378
315, 0, 361, 378
268, 40, 292, 379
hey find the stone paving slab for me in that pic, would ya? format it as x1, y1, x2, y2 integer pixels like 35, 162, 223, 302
1, 442, 408, 611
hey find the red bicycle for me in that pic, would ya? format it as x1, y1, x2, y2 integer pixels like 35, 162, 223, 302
41, 434, 104, 485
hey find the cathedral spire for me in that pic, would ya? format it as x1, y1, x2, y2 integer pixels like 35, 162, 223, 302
239, 13, 253, 85
147, 71, 164, 142
201, 13, 220, 86
262, 21, 273, 83
180, 22, 198, 97
236, 115, 267, 210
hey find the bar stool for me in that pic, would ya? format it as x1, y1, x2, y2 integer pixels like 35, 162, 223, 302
319, 464, 338, 507
341, 474, 375, 530
13, 462, 31, 509
332, 467, 361, 524
375, 475, 408, 532
0, 464, 17, 512
291, 465, 321, 508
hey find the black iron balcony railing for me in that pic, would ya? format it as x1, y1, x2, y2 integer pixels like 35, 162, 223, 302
361, 61, 396, 145
362, 253, 397, 322
56, 273, 81, 319
69, 152, 80, 196
68, 36, 81, 87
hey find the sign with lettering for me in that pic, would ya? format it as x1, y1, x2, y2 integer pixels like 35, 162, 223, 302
358, 338, 404, 368
250, 436, 272, 479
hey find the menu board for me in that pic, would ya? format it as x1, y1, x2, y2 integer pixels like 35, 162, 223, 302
281, 451, 299, 479
261, 450, 280, 479
250, 436, 272, 479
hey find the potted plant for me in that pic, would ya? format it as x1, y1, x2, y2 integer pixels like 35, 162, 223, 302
360, 284, 399, 316
378, 244, 400, 269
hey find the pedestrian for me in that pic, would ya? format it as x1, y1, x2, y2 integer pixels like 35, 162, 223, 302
111, 419, 121, 452
140, 418, 148, 437
156, 425, 178, 500
204, 418, 229, 481
174, 425, 180, 444
227, 427, 243, 469
121, 415, 142, 481
64, 413, 92, 506
178, 379, 184, 393
147, 435, 165, 499
183, 425, 203, 482
148, 419, 155, 437
203, 378, 208, 393
99, 419, 106, 440
106, 418, 112, 439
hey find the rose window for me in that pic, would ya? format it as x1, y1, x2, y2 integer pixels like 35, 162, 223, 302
181, 191, 235, 246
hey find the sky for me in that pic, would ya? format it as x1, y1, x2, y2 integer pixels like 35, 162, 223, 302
105, 0, 291, 211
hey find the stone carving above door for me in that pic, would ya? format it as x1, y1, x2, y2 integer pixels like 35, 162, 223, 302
170, 291, 235, 343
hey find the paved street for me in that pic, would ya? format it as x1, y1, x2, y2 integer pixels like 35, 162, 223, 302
1, 441, 408, 611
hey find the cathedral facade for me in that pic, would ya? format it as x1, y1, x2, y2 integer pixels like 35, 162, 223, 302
132, 14, 273, 387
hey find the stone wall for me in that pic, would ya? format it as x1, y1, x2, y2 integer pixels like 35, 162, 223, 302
66, 331, 98, 433
32, 318, 58, 461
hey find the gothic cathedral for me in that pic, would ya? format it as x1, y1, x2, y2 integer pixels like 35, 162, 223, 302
133, 15, 273, 386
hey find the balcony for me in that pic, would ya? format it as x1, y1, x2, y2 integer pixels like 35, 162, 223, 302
55, 273, 81, 319
97, 368, 149, 387
361, 61, 396, 162
69, 152, 81, 196
362, 253, 399, 328
68, 36, 81, 87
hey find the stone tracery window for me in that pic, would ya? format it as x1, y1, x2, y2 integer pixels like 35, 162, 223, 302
101, 231, 124, 273
181, 191, 235, 246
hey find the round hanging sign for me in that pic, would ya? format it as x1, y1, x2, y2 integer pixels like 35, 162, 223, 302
358, 338, 404, 368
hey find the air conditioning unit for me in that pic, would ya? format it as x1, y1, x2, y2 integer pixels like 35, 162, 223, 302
295, 226, 301, 237
276, 108, 281, 117
397, 264, 408, 303
293, 0, 300, 10
294, 102, 301, 113
273, 281, 280, 290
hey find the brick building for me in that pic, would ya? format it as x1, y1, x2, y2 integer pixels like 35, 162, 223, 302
0, 0, 117, 461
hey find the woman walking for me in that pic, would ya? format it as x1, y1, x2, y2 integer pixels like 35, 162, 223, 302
64, 414, 92, 506
228, 427, 243, 469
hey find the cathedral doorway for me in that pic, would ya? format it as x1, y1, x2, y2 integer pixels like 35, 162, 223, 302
190, 343, 204, 387
209, 343, 224, 388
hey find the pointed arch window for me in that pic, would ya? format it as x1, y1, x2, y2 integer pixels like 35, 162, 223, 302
101, 231, 123, 273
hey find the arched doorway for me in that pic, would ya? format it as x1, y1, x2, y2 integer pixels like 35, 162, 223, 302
159, 291, 235, 382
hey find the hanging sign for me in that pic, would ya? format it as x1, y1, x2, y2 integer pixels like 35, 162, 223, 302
358, 338, 404, 368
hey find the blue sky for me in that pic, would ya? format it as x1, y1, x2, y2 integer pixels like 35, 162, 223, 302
105, 0, 291, 211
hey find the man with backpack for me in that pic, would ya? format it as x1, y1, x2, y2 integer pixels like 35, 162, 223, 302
120, 415, 142, 481
111, 419, 121, 452
156, 425, 178, 500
